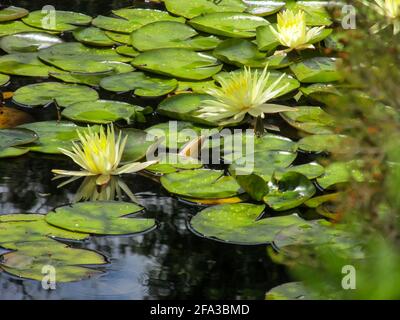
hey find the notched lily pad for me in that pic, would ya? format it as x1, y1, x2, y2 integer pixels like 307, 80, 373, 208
290, 57, 343, 83
73, 27, 116, 46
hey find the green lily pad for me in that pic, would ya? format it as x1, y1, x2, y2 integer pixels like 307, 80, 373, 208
305, 193, 342, 208
105, 31, 131, 45
0, 52, 59, 77
45, 201, 155, 235
0, 128, 38, 150
176, 80, 217, 93
263, 172, 316, 211
131, 21, 221, 51
300, 83, 342, 104
0, 21, 46, 37
121, 128, 158, 162
0, 240, 106, 282
13, 82, 99, 108
73, 27, 115, 46
38, 42, 131, 74
245, 1, 285, 16
266, 282, 317, 300
164, 0, 246, 19
0, 214, 89, 250
161, 169, 243, 199
132, 48, 223, 80
61, 100, 146, 124
297, 134, 351, 153
290, 57, 343, 83
157, 93, 218, 125
0, 73, 10, 86
281, 106, 335, 134
0, 147, 29, 158
22, 10, 92, 32
146, 154, 203, 174
100, 71, 178, 97
189, 12, 269, 38
116, 45, 139, 57
0, 6, 29, 22
286, 1, 332, 26
113, 7, 185, 25
316, 161, 364, 190
229, 151, 297, 181
235, 174, 269, 201
0, 32, 63, 53
274, 162, 325, 180
190, 203, 308, 244
18, 121, 99, 154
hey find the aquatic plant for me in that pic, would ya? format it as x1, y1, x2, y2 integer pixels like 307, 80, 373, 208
270, 9, 325, 52
52, 124, 156, 186
361, 0, 400, 34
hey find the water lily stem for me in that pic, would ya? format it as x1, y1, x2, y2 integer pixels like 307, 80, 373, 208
254, 116, 265, 137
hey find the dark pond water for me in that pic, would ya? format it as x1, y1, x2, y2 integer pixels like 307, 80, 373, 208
0, 0, 290, 300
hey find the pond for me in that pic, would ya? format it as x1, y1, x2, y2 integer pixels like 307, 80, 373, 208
0, 0, 294, 300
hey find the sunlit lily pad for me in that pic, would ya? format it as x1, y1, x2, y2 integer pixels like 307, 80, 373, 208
244, 0, 285, 16
73, 27, 115, 46
300, 83, 342, 104
61, 100, 146, 124
280, 106, 335, 134
0, 73, 10, 86
297, 134, 351, 153
316, 161, 364, 190
157, 93, 218, 125
105, 31, 131, 45
100, 71, 178, 97
266, 282, 317, 300
189, 12, 269, 38
263, 172, 316, 211
290, 57, 343, 83
176, 80, 217, 93
112, 7, 185, 26
0, 21, 46, 37
235, 174, 269, 201
146, 154, 203, 174
0, 6, 29, 22
0, 52, 59, 77
190, 203, 308, 244
131, 21, 221, 51
115, 45, 139, 57
161, 169, 243, 199
38, 42, 131, 74
0, 147, 29, 158
0, 240, 106, 282
132, 48, 223, 80
22, 10, 92, 32
0, 128, 38, 150
45, 201, 155, 235
0, 32, 63, 53
274, 162, 325, 180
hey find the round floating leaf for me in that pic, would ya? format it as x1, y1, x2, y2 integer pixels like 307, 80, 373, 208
229, 151, 297, 181
0, 52, 59, 77
274, 162, 325, 180
245, 1, 285, 16
0, 147, 29, 158
146, 154, 203, 174
0, 21, 46, 37
132, 48, 223, 80
22, 10, 92, 32
0, 240, 106, 282
45, 201, 155, 235
161, 169, 243, 199
18, 121, 99, 154
189, 12, 269, 38
266, 282, 317, 300
176, 80, 217, 93
132, 21, 221, 51
0, 32, 63, 53
297, 134, 351, 153
316, 161, 364, 190
0, 73, 10, 86
73, 27, 115, 46
62, 100, 145, 124
305, 192, 342, 208
263, 172, 316, 211
112, 8, 185, 26
157, 93, 218, 125
164, 0, 246, 19
105, 31, 131, 45
0, 128, 38, 150
38, 42, 131, 74
121, 128, 158, 162
290, 57, 343, 83
116, 45, 139, 57
236, 174, 269, 201
281, 106, 335, 134
100, 71, 177, 97
0, 6, 29, 22
190, 203, 307, 244
13, 82, 99, 108
300, 83, 342, 104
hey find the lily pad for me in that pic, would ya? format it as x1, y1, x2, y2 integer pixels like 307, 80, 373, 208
235, 174, 269, 201
0, 32, 63, 53
0, 52, 59, 77
300, 83, 342, 104
190, 203, 308, 244
0, 128, 38, 150
290, 57, 343, 83
45, 201, 155, 235
131, 21, 221, 51
105, 31, 131, 45
73, 27, 115, 46
100, 71, 178, 97
280, 106, 335, 134
22, 10, 92, 32
176, 80, 217, 93
121, 128, 158, 162
0, 73, 10, 86
157, 93, 218, 125
0, 147, 29, 158
112, 7, 185, 26
266, 282, 317, 300
115, 45, 139, 57
274, 162, 325, 180
13, 82, 99, 108
189, 12, 269, 38
286, 1, 332, 26
263, 172, 316, 211
244, 0, 285, 16
0, 21, 45, 37
316, 161, 364, 190
161, 169, 243, 199
61, 100, 146, 124
297, 134, 351, 153
164, 0, 246, 19
38, 42, 132, 74
132, 48, 223, 80
146, 154, 203, 174
305, 193, 342, 208
0, 6, 29, 22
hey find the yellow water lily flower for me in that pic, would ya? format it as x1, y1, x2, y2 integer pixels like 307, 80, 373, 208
270, 9, 325, 52
362, 0, 400, 34
52, 124, 157, 186
197, 66, 295, 125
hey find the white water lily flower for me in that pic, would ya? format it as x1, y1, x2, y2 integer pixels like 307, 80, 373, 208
198, 66, 296, 125
52, 124, 157, 186
362, 0, 400, 34
270, 9, 325, 52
